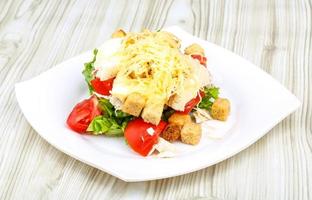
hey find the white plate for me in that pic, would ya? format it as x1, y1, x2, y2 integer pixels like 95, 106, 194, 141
15, 26, 300, 182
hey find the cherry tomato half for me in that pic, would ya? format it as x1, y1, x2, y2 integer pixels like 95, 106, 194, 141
125, 118, 167, 156
90, 77, 115, 96
67, 95, 101, 133
179, 91, 205, 114
191, 54, 207, 66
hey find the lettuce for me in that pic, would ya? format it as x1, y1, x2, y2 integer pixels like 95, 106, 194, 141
161, 108, 175, 121
82, 49, 98, 94
87, 116, 127, 136
87, 98, 133, 136
198, 86, 219, 111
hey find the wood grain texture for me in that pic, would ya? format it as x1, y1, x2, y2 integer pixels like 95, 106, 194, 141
0, 0, 311, 199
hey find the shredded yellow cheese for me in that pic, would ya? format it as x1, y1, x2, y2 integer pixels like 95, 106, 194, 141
111, 30, 201, 106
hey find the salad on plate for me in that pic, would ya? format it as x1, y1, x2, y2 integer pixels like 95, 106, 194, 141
66, 29, 231, 157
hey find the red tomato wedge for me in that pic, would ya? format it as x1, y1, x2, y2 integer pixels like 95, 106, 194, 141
191, 54, 207, 66
179, 91, 205, 114
90, 77, 115, 96
125, 119, 167, 156
67, 95, 101, 133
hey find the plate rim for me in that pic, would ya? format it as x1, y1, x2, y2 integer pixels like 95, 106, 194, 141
15, 26, 301, 182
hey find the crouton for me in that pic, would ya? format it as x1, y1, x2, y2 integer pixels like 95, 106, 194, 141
210, 98, 230, 121
141, 101, 164, 125
111, 29, 126, 38
161, 124, 181, 142
122, 93, 146, 116
181, 122, 202, 145
184, 43, 205, 56
168, 113, 192, 127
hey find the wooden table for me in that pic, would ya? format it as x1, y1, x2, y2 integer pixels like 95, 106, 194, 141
0, 0, 311, 199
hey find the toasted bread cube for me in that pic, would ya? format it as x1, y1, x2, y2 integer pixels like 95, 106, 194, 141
161, 124, 181, 142
122, 93, 146, 116
210, 98, 230, 121
112, 29, 126, 38
181, 122, 202, 145
184, 43, 205, 56
168, 113, 191, 127
141, 102, 164, 125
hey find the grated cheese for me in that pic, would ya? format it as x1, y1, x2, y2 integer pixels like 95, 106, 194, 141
111, 30, 204, 107
94, 30, 212, 112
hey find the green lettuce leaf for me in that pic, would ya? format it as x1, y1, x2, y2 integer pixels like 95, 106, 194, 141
98, 98, 114, 117
161, 108, 175, 121
82, 49, 98, 94
87, 116, 123, 136
198, 86, 219, 111
88, 97, 133, 136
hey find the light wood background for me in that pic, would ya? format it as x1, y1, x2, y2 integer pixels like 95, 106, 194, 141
0, 0, 311, 199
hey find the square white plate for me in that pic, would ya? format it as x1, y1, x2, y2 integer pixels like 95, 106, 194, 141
15, 26, 300, 182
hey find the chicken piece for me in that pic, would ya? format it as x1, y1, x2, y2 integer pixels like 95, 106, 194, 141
167, 90, 196, 111
168, 113, 192, 127
112, 29, 126, 38
190, 58, 212, 87
192, 108, 213, 123
152, 138, 179, 158
184, 43, 205, 56
161, 124, 181, 142
181, 122, 202, 145
122, 93, 146, 116
210, 98, 230, 121
141, 101, 164, 125
167, 56, 211, 111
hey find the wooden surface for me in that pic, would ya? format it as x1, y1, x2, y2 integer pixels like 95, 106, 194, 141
0, 0, 311, 199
